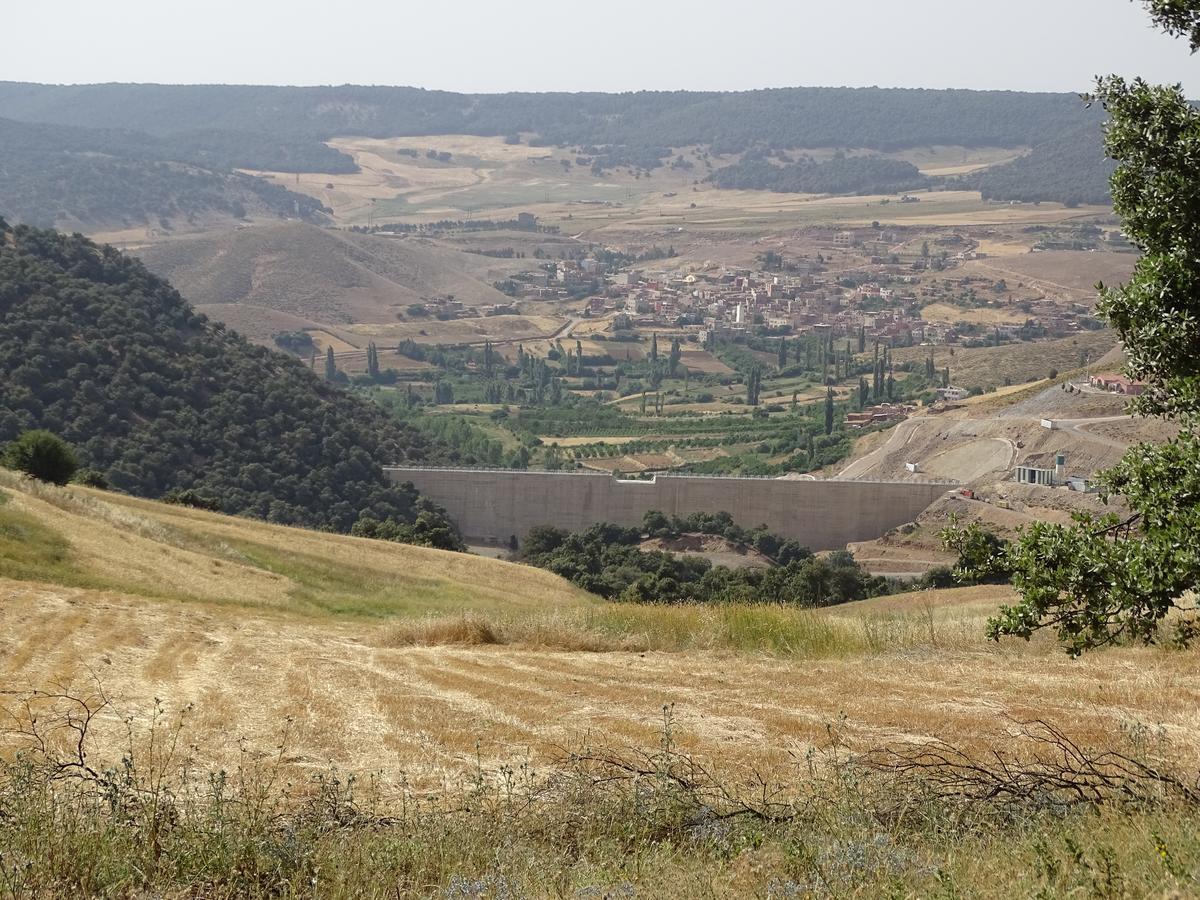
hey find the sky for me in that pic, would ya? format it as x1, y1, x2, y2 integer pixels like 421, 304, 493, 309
3, 0, 1196, 95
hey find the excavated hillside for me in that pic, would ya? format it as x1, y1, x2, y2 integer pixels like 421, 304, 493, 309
842, 379, 1178, 576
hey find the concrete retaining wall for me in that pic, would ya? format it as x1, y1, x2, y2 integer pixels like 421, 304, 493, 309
386, 468, 955, 551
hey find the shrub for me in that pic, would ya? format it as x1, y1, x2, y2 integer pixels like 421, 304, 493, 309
72, 468, 109, 489
162, 488, 222, 512
1, 430, 78, 485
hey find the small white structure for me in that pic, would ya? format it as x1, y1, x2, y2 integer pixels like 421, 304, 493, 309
937, 387, 969, 402
905, 462, 921, 473
1014, 465, 1055, 486
1040, 419, 1056, 430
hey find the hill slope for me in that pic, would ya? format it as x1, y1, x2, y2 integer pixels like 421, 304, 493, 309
965, 122, 1116, 205
0, 117, 333, 232
0, 470, 591, 616
132, 223, 519, 337
0, 83, 1113, 209
0, 82, 1098, 155
0, 220, 455, 530
3, 470, 1197, 810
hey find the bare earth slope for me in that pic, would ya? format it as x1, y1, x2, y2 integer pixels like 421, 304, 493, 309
841, 378, 1181, 576
131, 223, 521, 340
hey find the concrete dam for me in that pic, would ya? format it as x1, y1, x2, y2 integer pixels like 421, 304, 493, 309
385, 467, 956, 551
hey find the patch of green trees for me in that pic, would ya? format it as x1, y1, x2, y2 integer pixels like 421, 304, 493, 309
516, 513, 891, 605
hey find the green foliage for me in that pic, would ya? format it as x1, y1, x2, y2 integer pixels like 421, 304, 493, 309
350, 502, 466, 552
162, 488, 222, 512
965, 123, 1115, 205
1093, 76, 1200, 419
1143, 0, 1200, 50
1, 430, 78, 485
983, 10, 1200, 653
939, 519, 1013, 586
0, 222, 449, 533
71, 468, 108, 489
710, 153, 927, 195
0, 118, 333, 229
517, 517, 887, 605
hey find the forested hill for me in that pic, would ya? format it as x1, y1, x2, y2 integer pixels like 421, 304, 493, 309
0, 118, 333, 231
0, 220, 449, 531
0, 82, 1100, 161
961, 122, 1116, 206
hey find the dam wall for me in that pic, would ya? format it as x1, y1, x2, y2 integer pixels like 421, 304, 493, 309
386, 467, 956, 551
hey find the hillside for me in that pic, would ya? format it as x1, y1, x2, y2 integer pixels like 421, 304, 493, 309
4, 470, 1197, 784
4, 469, 1199, 900
0, 117, 333, 232
0, 82, 1100, 154
0, 220, 455, 530
132, 223, 521, 339
965, 122, 1116, 205
840, 376, 1181, 577
0, 82, 1109, 206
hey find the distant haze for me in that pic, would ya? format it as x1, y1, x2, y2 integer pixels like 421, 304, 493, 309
4, 0, 1197, 96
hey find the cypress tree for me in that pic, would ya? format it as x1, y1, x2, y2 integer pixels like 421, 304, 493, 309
324, 346, 337, 382
367, 342, 380, 379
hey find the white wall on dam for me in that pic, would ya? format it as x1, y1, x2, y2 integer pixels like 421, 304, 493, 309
386, 468, 957, 551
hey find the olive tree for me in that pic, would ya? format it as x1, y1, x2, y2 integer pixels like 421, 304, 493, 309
2, 430, 79, 486
953, 1, 1200, 654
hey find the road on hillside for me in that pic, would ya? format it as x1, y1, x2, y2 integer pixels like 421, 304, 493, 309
1050, 415, 1133, 451
838, 417, 932, 479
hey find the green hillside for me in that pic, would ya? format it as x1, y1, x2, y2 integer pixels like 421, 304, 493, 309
0, 82, 1105, 204
964, 122, 1116, 205
0, 220, 452, 531
0, 117, 334, 230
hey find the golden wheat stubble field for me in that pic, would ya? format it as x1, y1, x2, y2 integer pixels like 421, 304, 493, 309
2, 473, 1198, 792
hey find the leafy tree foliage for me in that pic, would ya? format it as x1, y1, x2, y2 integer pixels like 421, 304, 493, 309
1143, 0, 1200, 49
965, 123, 1115, 205
517, 514, 889, 605
956, 6, 1200, 654
1, 429, 78, 485
350, 500, 466, 552
709, 155, 927, 195
0, 221, 455, 533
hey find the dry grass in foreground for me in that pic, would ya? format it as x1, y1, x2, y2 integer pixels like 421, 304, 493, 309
2, 677, 1199, 898
4, 471, 1200, 894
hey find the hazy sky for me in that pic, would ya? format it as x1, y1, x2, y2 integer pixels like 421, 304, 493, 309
4, 0, 1196, 95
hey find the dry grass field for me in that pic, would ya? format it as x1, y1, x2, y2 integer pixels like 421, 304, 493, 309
890, 329, 1118, 391
131, 223, 522, 340
919, 301, 1031, 325
6, 470, 1200, 895
3, 470, 1198, 787
968, 251, 1137, 301
246, 136, 1109, 240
